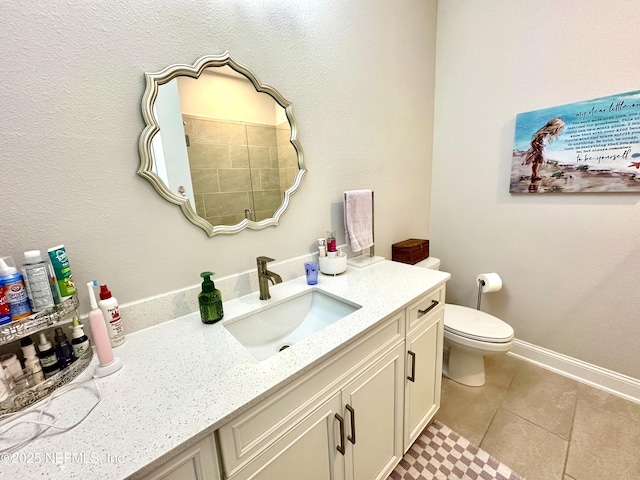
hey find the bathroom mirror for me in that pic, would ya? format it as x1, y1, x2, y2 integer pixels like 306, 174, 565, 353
138, 52, 306, 236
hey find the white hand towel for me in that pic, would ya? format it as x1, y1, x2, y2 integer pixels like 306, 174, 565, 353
344, 190, 373, 253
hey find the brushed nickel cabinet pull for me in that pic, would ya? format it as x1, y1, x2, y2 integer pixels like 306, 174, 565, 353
346, 404, 356, 444
335, 413, 346, 455
407, 350, 416, 382
418, 299, 439, 317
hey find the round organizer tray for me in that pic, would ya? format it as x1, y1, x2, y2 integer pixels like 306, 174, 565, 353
0, 347, 93, 415
0, 294, 79, 346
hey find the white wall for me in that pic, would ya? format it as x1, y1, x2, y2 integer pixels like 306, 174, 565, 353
432, 0, 640, 379
154, 79, 195, 205
0, 2, 437, 315
178, 70, 277, 125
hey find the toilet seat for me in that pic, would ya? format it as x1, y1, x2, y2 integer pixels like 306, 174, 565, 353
444, 304, 513, 343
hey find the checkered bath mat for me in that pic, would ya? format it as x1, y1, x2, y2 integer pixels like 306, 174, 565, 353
389, 420, 525, 480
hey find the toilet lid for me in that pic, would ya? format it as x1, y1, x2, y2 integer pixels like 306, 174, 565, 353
444, 304, 514, 343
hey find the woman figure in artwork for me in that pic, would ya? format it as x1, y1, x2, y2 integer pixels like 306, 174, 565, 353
523, 117, 565, 182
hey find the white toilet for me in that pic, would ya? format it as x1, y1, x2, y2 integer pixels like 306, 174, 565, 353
416, 257, 514, 387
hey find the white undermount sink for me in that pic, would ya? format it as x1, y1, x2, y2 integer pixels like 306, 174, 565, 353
224, 289, 362, 361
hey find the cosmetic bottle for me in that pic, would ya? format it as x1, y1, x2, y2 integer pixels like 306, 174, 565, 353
54, 327, 75, 368
199, 271, 224, 324
38, 333, 60, 378
20, 336, 44, 384
318, 238, 327, 258
327, 231, 337, 253
0, 353, 22, 382
47, 245, 76, 301
0, 256, 32, 321
21, 250, 56, 312
69, 316, 90, 358
87, 281, 122, 377
98, 284, 125, 348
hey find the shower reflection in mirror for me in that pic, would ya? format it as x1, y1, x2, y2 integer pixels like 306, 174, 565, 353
151, 66, 299, 227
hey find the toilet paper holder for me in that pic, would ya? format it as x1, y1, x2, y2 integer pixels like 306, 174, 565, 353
476, 272, 502, 310
476, 280, 485, 310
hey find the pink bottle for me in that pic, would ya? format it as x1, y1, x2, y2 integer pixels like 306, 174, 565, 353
87, 281, 122, 377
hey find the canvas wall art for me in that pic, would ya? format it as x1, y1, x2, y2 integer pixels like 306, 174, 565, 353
511, 90, 640, 193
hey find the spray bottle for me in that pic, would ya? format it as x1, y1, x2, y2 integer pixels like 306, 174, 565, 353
87, 281, 122, 378
98, 284, 125, 348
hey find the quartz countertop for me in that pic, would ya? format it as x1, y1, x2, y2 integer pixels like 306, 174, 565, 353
0, 260, 449, 479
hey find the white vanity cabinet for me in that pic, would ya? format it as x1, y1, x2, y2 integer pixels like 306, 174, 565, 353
218, 312, 406, 480
139, 434, 221, 480
142, 284, 446, 480
340, 342, 405, 480
403, 286, 445, 451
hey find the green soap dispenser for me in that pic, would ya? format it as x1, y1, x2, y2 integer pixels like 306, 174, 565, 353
199, 271, 224, 324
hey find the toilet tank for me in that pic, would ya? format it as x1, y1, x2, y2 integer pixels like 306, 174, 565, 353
415, 257, 440, 271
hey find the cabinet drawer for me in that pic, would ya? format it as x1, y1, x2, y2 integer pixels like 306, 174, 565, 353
218, 311, 405, 477
138, 434, 220, 480
224, 392, 343, 480
407, 286, 444, 332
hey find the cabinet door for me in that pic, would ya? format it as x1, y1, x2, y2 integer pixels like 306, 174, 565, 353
230, 392, 345, 480
341, 344, 405, 480
404, 311, 443, 451
140, 434, 220, 480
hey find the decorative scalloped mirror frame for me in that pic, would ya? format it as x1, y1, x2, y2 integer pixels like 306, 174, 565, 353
138, 52, 306, 236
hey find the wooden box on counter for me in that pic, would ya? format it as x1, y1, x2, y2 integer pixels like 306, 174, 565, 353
391, 239, 430, 265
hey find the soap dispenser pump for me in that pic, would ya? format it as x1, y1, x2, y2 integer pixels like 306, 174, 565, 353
199, 271, 223, 324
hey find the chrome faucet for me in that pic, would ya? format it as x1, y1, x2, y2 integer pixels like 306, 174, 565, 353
257, 256, 283, 300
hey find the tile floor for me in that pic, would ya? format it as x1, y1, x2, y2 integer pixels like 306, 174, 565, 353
435, 354, 640, 480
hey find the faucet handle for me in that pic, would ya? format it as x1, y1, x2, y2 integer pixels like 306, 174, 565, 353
257, 256, 275, 264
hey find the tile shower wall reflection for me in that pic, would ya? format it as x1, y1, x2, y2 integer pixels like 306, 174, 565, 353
183, 114, 298, 226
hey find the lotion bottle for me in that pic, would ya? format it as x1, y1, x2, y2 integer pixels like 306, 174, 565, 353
98, 284, 125, 348
88, 281, 122, 377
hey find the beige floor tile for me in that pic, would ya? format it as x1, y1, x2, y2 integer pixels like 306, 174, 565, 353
436, 378, 500, 445
481, 408, 568, 480
485, 353, 525, 384
436, 354, 521, 445
565, 389, 640, 480
500, 362, 578, 439
576, 382, 640, 424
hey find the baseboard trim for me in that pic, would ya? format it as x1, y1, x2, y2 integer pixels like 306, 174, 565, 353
510, 339, 640, 404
